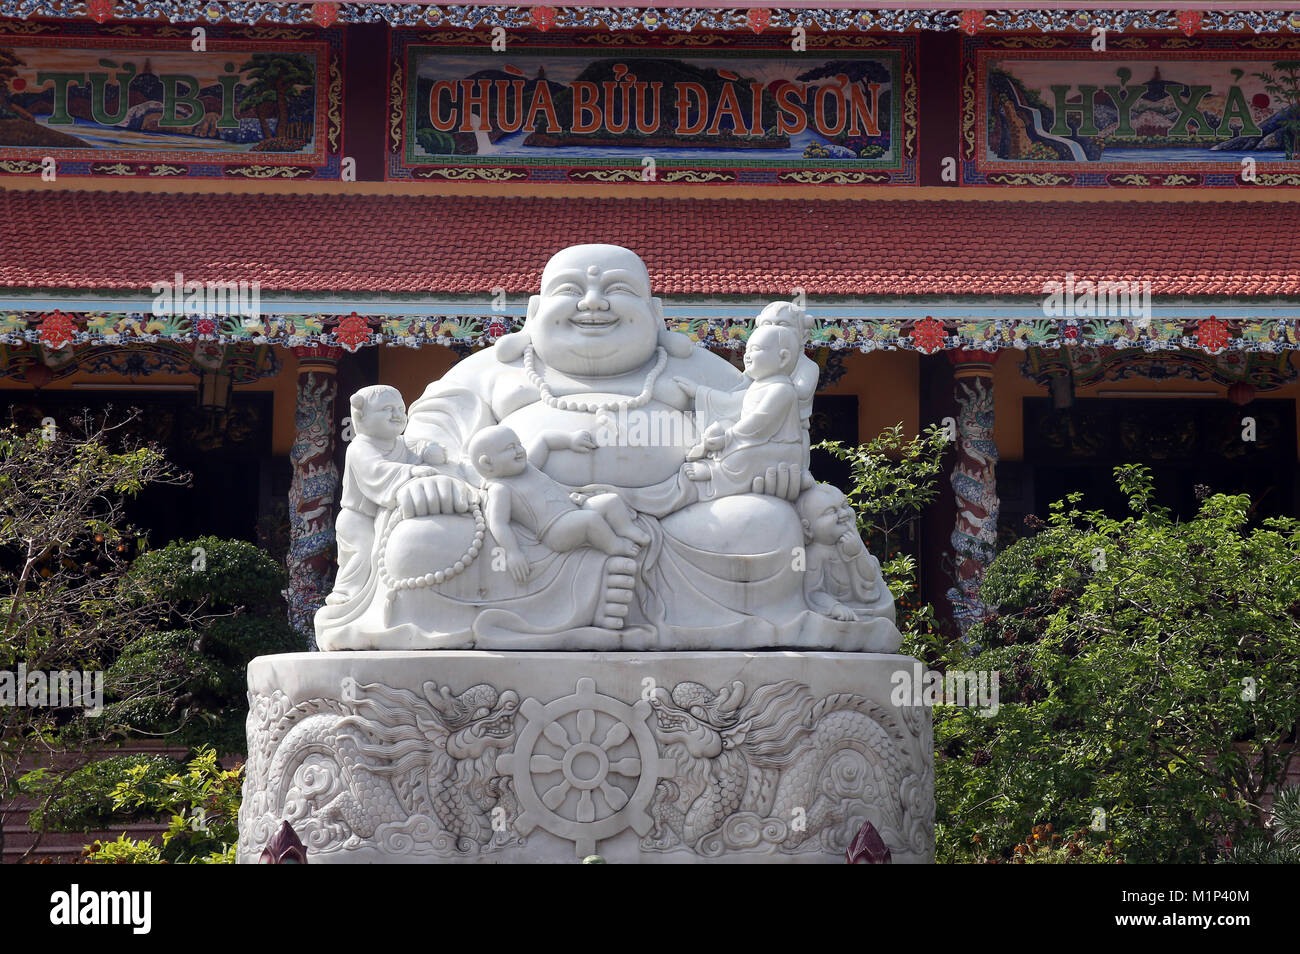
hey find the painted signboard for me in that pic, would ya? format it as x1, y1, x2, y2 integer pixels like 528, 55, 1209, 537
0, 25, 342, 180
389, 32, 915, 184
963, 35, 1300, 187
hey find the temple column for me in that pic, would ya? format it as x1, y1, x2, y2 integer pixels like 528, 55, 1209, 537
945, 349, 1000, 635
287, 345, 344, 648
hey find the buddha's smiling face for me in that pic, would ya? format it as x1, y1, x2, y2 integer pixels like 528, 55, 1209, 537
528, 245, 662, 376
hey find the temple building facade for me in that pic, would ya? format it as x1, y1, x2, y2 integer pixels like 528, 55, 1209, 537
2, 3, 1298, 639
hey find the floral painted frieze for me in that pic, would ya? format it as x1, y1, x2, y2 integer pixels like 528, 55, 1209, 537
3, 311, 1298, 356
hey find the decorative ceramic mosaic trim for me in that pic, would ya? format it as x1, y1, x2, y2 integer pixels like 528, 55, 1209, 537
4, 311, 1298, 356
1020, 343, 1297, 389
5, 5, 1300, 36
0, 339, 281, 381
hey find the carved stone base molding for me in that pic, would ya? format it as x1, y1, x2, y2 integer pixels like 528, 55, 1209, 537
238, 651, 934, 864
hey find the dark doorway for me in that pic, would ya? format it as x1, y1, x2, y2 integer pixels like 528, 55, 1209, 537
809, 393, 859, 493
1023, 398, 1297, 521
3, 390, 274, 546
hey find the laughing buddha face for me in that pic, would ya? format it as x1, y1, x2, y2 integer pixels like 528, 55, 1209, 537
526, 244, 664, 377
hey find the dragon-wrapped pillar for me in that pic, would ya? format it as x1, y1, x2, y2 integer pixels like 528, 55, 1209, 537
287, 345, 343, 647
945, 349, 1000, 635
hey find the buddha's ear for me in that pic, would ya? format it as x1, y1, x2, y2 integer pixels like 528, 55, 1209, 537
494, 295, 537, 363
659, 328, 694, 358
493, 331, 529, 362
653, 299, 695, 358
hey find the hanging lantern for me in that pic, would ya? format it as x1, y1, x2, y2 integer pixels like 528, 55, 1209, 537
23, 362, 54, 389
1227, 381, 1256, 406
198, 369, 233, 414
1049, 368, 1075, 410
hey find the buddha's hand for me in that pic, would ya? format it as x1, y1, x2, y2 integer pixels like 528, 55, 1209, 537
829, 602, 856, 622
672, 376, 699, 400
396, 474, 475, 519
750, 462, 801, 502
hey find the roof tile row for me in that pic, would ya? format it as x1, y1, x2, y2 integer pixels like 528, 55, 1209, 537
0, 190, 1292, 298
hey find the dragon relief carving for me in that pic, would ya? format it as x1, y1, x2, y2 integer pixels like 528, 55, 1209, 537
643, 680, 929, 857
239, 677, 930, 861
240, 678, 523, 858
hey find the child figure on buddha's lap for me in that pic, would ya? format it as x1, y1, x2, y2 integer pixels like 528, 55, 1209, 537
673, 323, 804, 500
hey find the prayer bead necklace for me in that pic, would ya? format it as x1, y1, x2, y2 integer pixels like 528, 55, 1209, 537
523, 345, 667, 414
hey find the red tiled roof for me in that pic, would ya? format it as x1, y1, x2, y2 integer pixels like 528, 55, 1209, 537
0, 190, 1293, 299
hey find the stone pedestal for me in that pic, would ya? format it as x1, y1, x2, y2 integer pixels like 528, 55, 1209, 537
238, 651, 934, 863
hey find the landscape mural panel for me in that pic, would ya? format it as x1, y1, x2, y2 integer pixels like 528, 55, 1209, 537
963, 35, 1300, 187
389, 32, 915, 185
0, 25, 343, 180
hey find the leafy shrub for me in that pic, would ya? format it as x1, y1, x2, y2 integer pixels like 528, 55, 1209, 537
1219, 786, 1300, 864
967, 825, 1123, 864
934, 466, 1300, 863
82, 834, 164, 864
107, 537, 298, 751
82, 746, 241, 864
23, 754, 180, 833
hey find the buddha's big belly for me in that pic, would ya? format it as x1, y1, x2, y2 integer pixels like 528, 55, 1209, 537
498, 397, 697, 489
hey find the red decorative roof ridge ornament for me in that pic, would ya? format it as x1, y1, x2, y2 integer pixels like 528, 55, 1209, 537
747, 8, 771, 33
334, 312, 373, 352
85, 0, 113, 24
531, 5, 556, 31
38, 310, 78, 351
960, 9, 984, 35
1196, 316, 1231, 353
312, 1, 340, 28
910, 316, 947, 355
1178, 9, 1203, 36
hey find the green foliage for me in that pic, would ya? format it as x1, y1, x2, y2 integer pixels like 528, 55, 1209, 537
817, 423, 949, 632
22, 754, 180, 833
1219, 786, 1300, 864
109, 537, 297, 752
967, 824, 1123, 864
83, 833, 164, 864
934, 465, 1300, 863
84, 746, 241, 864
0, 415, 182, 858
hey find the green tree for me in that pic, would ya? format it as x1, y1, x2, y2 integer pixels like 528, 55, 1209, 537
26, 537, 294, 850
817, 422, 949, 635
0, 414, 184, 861
238, 53, 314, 140
934, 466, 1300, 863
